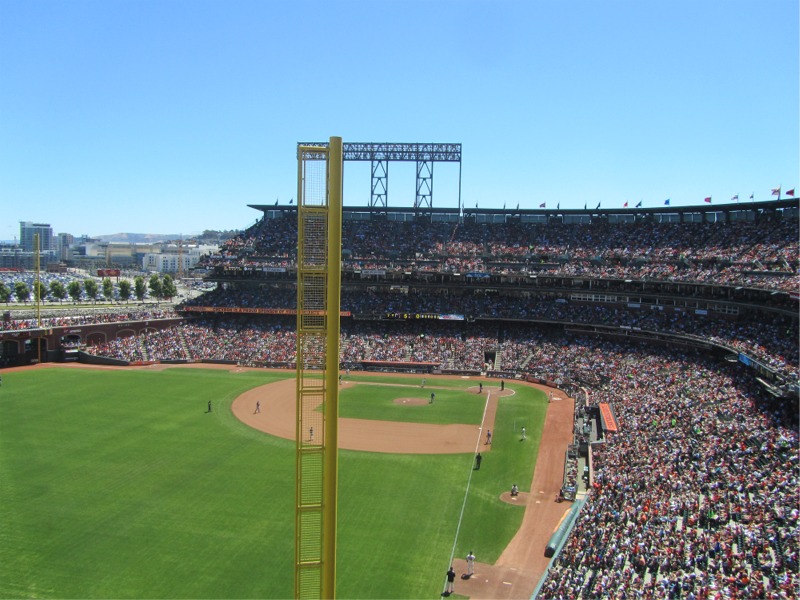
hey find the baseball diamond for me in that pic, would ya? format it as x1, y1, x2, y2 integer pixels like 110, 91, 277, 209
231, 373, 574, 598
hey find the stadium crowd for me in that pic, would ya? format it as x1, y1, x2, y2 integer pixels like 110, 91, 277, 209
202, 215, 799, 291
178, 287, 798, 382
1, 307, 178, 332
10, 209, 795, 381
10, 281, 796, 385
535, 340, 798, 600
85, 319, 494, 369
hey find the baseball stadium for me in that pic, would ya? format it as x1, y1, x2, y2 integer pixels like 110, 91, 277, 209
1, 143, 798, 599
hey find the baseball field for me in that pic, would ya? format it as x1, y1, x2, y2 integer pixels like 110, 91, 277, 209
0, 364, 572, 599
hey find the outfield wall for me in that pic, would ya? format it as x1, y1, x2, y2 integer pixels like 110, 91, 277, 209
0, 318, 184, 367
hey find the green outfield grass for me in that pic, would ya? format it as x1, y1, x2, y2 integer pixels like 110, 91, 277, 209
0, 367, 546, 599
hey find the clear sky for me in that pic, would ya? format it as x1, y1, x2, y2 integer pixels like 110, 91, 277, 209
1, 0, 797, 238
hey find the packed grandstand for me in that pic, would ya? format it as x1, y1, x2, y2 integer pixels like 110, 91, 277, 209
2, 201, 798, 598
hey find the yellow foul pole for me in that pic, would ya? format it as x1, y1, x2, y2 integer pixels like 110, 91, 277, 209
295, 137, 343, 600
322, 136, 342, 599
34, 233, 41, 328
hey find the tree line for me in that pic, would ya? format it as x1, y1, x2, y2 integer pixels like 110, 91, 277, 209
0, 274, 178, 305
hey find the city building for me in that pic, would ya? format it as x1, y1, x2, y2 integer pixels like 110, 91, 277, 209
56, 233, 74, 262
19, 222, 54, 253
142, 244, 218, 273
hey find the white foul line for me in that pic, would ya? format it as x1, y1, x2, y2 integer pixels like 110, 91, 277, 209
442, 389, 492, 594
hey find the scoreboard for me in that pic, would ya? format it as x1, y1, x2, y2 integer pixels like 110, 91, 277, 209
383, 312, 465, 321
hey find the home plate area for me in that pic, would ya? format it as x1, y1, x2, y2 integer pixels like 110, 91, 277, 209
449, 559, 533, 600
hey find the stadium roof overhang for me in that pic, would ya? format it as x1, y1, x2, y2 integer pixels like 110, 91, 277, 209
249, 197, 798, 219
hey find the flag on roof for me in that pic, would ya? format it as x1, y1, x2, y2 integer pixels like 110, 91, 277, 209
623, 201, 628, 208
664, 199, 670, 206
749, 193, 754, 200
704, 197, 712, 203
772, 187, 781, 196
786, 189, 795, 197
635, 201, 642, 208
539, 202, 546, 208
557, 202, 560, 210
731, 194, 738, 201
595, 202, 601, 210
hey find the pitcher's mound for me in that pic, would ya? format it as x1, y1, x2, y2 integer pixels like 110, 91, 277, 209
393, 397, 430, 406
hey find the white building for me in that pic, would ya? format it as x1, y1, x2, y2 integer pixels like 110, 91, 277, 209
142, 244, 217, 273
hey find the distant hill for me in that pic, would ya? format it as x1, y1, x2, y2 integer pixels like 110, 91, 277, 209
94, 233, 182, 243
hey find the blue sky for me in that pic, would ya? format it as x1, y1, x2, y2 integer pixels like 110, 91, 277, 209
1, 0, 797, 237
